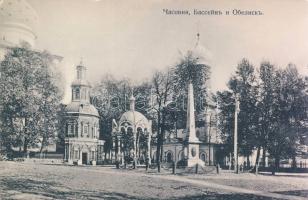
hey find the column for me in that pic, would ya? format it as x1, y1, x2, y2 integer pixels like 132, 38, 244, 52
113, 137, 117, 162
117, 136, 121, 162
147, 131, 151, 165
64, 144, 67, 161
133, 133, 137, 167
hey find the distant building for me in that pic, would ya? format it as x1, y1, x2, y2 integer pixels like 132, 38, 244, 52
0, 0, 38, 59
64, 62, 105, 165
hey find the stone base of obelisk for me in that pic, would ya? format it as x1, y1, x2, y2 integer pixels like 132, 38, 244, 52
184, 142, 203, 166
186, 158, 205, 167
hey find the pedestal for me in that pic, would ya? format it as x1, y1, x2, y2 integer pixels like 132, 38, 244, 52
186, 143, 204, 167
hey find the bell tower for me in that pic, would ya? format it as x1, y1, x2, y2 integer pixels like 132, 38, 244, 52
71, 60, 91, 104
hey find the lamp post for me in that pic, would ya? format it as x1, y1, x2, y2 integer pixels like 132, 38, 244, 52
206, 112, 212, 166
234, 94, 240, 174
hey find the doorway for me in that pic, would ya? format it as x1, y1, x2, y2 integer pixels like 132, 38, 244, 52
82, 153, 88, 165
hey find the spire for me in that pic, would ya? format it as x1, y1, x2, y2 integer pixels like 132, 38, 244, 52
129, 88, 135, 111
195, 32, 200, 48
79, 56, 83, 66
195, 21, 200, 48
76, 58, 86, 80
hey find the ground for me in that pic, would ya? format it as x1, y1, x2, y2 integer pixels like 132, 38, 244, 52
0, 161, 307, 200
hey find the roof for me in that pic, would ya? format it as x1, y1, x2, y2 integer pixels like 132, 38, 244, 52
119, 110, 149, 130
65, 102, 99, 117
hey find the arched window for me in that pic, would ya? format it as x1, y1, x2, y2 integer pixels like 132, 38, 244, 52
75, 124, 78, 137
166, 151, 173, 163
200, 152, 206, 162
196, 130, 200, 138
84, 124, 89, 137
67, 123, 74, 136
75, 88, 80, 100
81, 122, 83, 137
66, 124, 70, 136
178, 151, 184, 161
94, 124, 98, 138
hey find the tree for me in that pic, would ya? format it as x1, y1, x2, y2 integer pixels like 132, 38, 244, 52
254, 61, 280, 172
217, 59, 308, 174
172, 51, 210, 115
151, 69, 173, 172
0, 47, 63, 156
267, 64, 307, 173
216, 90, 235, 161
35, 51, 63, 154
228, 58, 259, 168
92, 74, 152, 162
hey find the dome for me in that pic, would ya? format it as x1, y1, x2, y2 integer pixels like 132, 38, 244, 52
119, 110, 150, 130
65, 102, 99, 117
191, 33, 212, 66
0, 0, 38, 47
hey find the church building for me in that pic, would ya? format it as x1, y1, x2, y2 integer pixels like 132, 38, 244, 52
64, 62, 105, 165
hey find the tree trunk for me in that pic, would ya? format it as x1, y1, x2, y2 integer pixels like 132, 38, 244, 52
275, 156, 280, 172
23, 138, 28, 156
23, 117, 28, 154
254, 145, 261, 175
262, 145, 266, 167
292, 156, 297, 169
272, 155, 280, 175
39, 136, 46, 159
160, 110, 166, 162
40, 136, 46, 153
156, 112, 161, 172
156, 140, 161, 172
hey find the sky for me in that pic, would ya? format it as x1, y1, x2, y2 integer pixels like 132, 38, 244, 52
27, 0, 308, 103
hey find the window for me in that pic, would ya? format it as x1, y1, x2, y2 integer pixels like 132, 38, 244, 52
166, 152, 173, 163
77, 69, 82, 80
94, 125, 97, 138
70, 124, 74, 136
196, 130, 200, 138
91, 151, 95, 160
66, 124, 70, 136
75, 88, 80, 100
84, 124, 88, 136
74, 150, 79, 159
75, 124, 78, 137
81, 123, 83, 136
67, 124, 74, 136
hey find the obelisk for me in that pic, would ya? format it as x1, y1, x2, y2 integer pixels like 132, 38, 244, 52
184, 81, 203, 167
